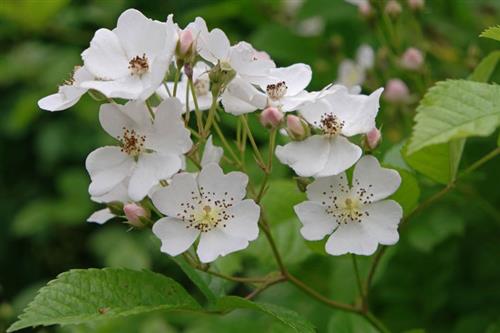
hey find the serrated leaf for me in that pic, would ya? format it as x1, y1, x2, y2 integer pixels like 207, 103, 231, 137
216, 296, 315, 333
480, 25, 500, 42
171, 256, 218, 304
8, 268, 200, 332
389, 168, 420, 216
407, 80, 500, 154
469, 51, 500, 83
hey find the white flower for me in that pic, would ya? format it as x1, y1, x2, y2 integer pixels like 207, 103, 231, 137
86, 97, 192, 201
275, 86, 383, 177
356, 44, 375, 70
152, 163, 260, 263
38, 66, 93, 111
80, 9, 177, 100
87, 181, 131, 224
156, 62, 213, 111
295, 155, 402, 256
337, 59, 365, 91
221, 63, 314, 114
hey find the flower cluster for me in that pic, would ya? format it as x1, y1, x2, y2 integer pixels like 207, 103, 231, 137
39, 8, 402, 261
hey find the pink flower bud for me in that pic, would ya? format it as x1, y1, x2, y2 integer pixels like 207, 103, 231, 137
384, 79, 410, 103
400, 47, 424, 70
358, 2, 372, 17
179, 29, 194, 55
407, 0, 424, 11
286, 115, 308, 140
260, 107, 283, 128
123, 203, 149, 227
385, 0, 402, 17
365, 127, 382, 150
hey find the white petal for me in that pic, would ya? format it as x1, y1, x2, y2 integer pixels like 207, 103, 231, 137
361, 200, 402, 245
153, 217, 200, 256
198, 28, 230, 63
38, 86, 86, 112
295, 201, 337, 240
82, 28, 129, 80
325, 223, 378, 256
114, 9, 172, 59
80, 75, 143, 100
87, 208, 115, 224
279, 91, 315, 112
261, 63, 312, 96
128, 153, 182, 201
306, 172, 349, 202
325, 87, 384, 136
201, 136, 223, 166
352, 155, 401, 201
275, 135, 329, 177
315, 136, 362, 177
229, 42, 275, 83
148, 98, 192, 155
222, 199, 260, 241
197, 229, 249, 263
298, 98, 332, 129
197, 163, 248, 202
222, 76, 267, 112
337, 60, 365, 88
151, 172, 199, 217
91, 180, 130, 203
98, 102, 149, 140
86, 146, 134, 197
220, 90, 259, 116
356, 44, 375, 70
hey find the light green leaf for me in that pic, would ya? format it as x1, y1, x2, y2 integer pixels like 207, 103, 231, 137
216, 296, 316, 333
480, 25, 500, 42
389, 168, 420, 217
261, 180, 306, 225
407, 80, 500, 154
469, 51, 500, 83
327, 311, 377, 333
171, 256, 218, 304
8, 268, 200, 332
403, 141, 464, 185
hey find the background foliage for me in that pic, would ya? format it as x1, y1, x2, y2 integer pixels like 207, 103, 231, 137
1, 0, 499, 332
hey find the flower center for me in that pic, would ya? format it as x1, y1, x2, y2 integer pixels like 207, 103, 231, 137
177, 188, 236, 233
266, 81, 287, 100
117, 127, 146, 157
319, 113, 344, 137
128, 54, 149, 76
194, 77, 210, 96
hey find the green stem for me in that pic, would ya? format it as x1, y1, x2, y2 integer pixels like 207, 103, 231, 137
203, 90, 220, 137
172, 68, 181, 97
212, 121, 241, 166
363, 311, 392, 333
188, 79, 204, 135
352, 254, 366, 309
240, 115, 265, 167
462, 147, 500, 176
256, 128, 277, 203
145, 100, 155, 119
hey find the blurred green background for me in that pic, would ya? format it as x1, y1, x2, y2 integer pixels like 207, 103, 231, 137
1, 0, 499, 332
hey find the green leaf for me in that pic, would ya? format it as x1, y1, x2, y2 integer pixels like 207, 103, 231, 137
403, 141, 464, 185
7, 268, 200, 332
480, 25, 500, 42
216, 296, 315, 333
327, 311, 377, 333
171, 256, 218, 304
469, 51, 500, 83
389, 168, 420, 217
261, 180, 306, 225
407, 80, 500, 154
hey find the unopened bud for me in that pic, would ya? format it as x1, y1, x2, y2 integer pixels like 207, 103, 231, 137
385, 0, 402, 17
286, 115, 309, 140
123, 203, 149, 228
179, 30, 194, 55
358, 2, 372, 17
407, 0, 424, 11
260, 107, 283, 128
384, 79, 410, 103
400, 47, 424, 71
364, 127, 382, 150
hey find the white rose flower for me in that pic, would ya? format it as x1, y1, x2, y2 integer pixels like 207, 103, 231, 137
38, 66, 93, 111
295, 155, 402, 256
86, 97, 192, 201
152, 163, 260, 263
275, 85, 383, 177
80, 9, 177, 100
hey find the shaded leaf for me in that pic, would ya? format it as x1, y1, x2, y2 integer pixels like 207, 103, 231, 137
480, 25, 500, 42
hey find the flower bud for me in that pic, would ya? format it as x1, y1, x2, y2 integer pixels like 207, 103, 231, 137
286, 115, 309, 140
209, 61, 236, 94
384, 79, 410, 103
385, 0, 402, 17
364, 127, 382, 150
123, 203, 149, 228
358, 2, 372, 17
179, 29, 194, 55
400, 47, 424, 70
260, 107, 284, 128
407, 0, 424, 11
